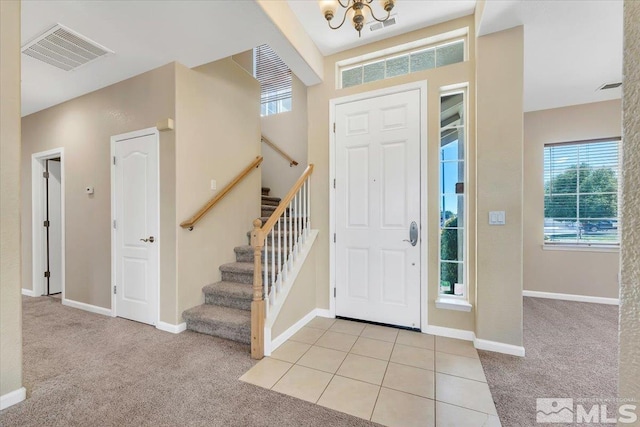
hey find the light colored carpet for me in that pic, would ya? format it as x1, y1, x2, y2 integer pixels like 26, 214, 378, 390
478, 296, 619, 426
0, 296, 379, 427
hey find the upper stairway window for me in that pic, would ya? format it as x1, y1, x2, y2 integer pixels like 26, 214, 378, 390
254, 44, 292, 116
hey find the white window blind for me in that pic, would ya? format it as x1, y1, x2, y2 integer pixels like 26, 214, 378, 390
544, 139, 621, 246
254, 44, 291, 116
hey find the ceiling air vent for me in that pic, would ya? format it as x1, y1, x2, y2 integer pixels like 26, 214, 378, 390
598, 82, 622, 91
22, 24, 113, 72
368, 14, 398, 32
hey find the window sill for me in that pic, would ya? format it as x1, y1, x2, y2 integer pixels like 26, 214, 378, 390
542, 244, 619, 253
435, 297, 472, 312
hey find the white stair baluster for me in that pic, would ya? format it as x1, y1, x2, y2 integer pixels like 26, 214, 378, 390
271, 229, 276, 294
277, 217, 282, 288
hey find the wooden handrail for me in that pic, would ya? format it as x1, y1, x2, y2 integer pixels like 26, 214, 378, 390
261, 135, 299, 167
261, 164, 313, 235
180, 156, 263, 230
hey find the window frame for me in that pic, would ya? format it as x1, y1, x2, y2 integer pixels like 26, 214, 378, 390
335, 28, 469, 90
253, 45, 292, 117
437, 87, 469, 303
543, 137, 622, 249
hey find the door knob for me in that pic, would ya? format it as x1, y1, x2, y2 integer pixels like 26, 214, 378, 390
404, 221, 418, 246
140, 236, 155, 243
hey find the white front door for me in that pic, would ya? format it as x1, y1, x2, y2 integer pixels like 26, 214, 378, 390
112, 129, 159, 326
335, 89, 422, 328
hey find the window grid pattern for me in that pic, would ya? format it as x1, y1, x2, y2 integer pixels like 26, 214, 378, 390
341, 40, 465, 89
544, 140, 621, 246
439, 92, 466, 297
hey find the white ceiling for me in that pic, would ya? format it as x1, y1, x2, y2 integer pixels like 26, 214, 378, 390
287, 0, 476, 56
21, 0, 623, 116
478, 0, 623, 112
20, 1, 318, 116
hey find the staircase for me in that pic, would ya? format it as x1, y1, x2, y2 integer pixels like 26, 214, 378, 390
181, 187, 282, 345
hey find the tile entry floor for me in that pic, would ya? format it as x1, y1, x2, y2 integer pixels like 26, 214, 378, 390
240, 318, 501, 427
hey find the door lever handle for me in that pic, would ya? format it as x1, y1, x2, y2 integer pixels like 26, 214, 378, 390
140, 236, 155, 243
406, 221, 418, 246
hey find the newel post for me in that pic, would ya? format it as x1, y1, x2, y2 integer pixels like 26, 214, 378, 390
250, 218, 265, 359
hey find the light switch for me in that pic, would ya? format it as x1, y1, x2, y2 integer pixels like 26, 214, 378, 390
210, 179, 217, 191
489, 211, 506, 225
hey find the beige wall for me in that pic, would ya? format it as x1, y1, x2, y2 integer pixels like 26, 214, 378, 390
619, 0, 640, 413
21, 64, 177, 317
0, 0, 23, 398
524, 100, 621, 299
175, 59, 261, 321
307, 16, 477, 333
271, 236, 319, 338
261, 74, 308, 199
475, 26, 524, 346
233, 49, 309, 200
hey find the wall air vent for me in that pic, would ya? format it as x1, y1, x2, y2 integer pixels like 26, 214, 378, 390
598, 82, 622, 91
21, 24, 113, 72
367, 14, 398, 32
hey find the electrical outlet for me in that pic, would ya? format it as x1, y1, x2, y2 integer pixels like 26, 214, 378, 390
211, 179, 216, 191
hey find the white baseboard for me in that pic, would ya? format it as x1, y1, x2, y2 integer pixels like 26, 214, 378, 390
266, 309, 320, 356
21, 288, 36, 297
1, 387, 26, 410
62, 298, 112, 316
523, 290, 619, 305
474, 338, 526, 357
423, 324, 475, 341
315, 309, 333, 318
156, 321, 186, 334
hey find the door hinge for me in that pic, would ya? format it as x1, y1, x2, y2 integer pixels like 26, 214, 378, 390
333, 233, 336, 243
43, 171, 49, 179
113, 285, 117, 295
333, 122, 336, 133
43, 220, 50, 227
334, 288, 336, 298
113, 156, 116, 165
44, 271, 50, 278
333, 179, 336, 189
113, 220, 116, 229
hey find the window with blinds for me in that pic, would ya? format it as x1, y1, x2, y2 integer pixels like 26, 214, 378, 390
544, 139, 621, 246
254, 44, 291, 116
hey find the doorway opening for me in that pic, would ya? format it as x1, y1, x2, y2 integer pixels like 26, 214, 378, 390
31, 148, 65, 298
330, 82, 428, 330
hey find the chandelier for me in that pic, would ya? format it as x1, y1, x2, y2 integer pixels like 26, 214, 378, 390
321, 0, 396, 37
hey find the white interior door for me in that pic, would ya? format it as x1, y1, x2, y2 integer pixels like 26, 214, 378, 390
335, 89, 422, 328
113, 130, 159, 326
47, 159, 62, 294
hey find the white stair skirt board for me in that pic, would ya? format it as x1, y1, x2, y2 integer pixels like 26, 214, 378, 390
424, 325, 526, 357
315, 309, 333, 318
156, 321, 186, 334
0, 387, 26, 410
21, 288, 36, 297
523, 290, 619, 305
62, 298, 113, 317
263, 230, 319, 355
266, 309, 320, 356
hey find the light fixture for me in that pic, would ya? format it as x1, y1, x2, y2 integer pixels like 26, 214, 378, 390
321, 0, 395, 38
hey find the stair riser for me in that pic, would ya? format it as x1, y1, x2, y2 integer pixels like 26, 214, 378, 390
204, 292, 251, 311
186, 319, 250, 345
235, 250, 287, 263
246, 233, 304, 246
221, 270, 277, 286
261, 199, 280, 207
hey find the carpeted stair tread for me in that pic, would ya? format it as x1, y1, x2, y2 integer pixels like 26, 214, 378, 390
261, 196, 281, 203
220, 262, 255, 285
261, 187, 270, 196
234, 245, 287, 263
203, 281, 252, 310
219, 262, 254, 274
182, 304, 251, 344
